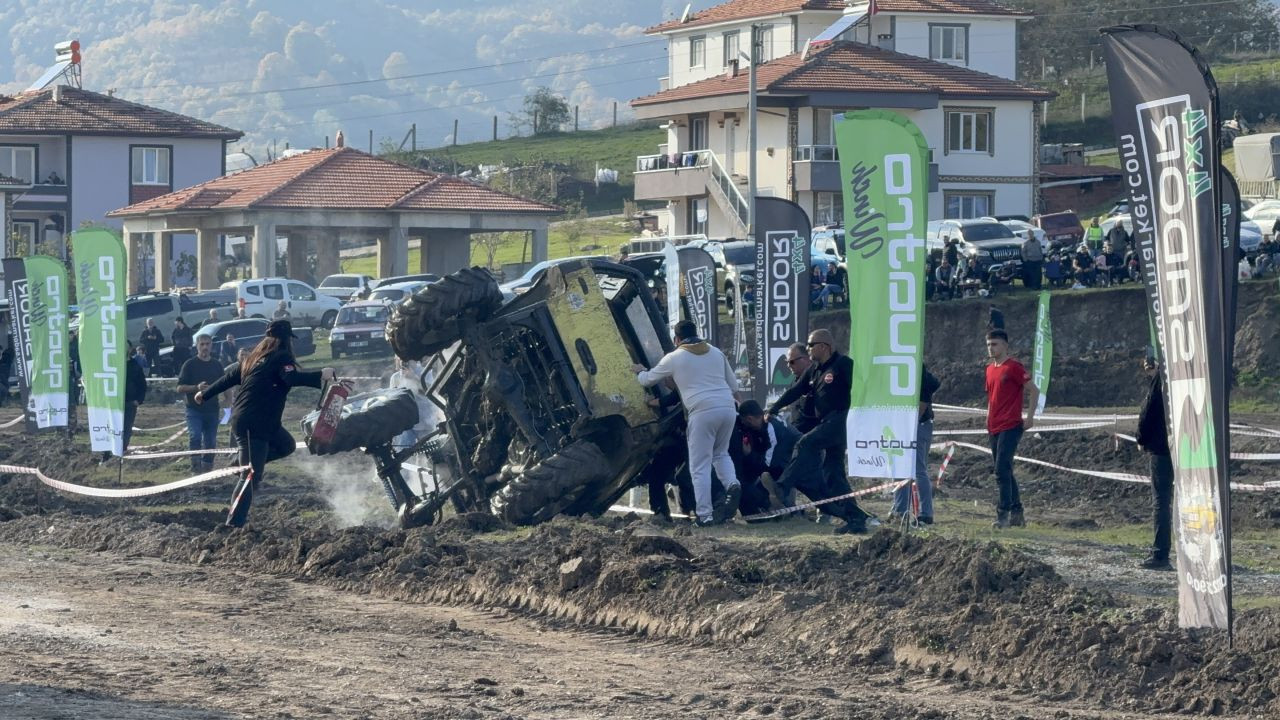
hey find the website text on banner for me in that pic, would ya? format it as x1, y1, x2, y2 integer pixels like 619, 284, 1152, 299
751, 197, 811, 405
71, 228, 129, 457
2, 257, 35, 430
1032, 291, 1052, 416
25, 256, 70, 429
1103, 24, 1233, 631
834, 109, 929, 480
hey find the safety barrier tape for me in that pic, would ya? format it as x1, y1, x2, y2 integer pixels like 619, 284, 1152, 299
933, 420, 1115, 437
124, 446, 239, 460
945, 440, 1280, 492
0, 415, 24, 428
0, 462, 247, 498
935, 443, 956, 486
740, 479, 912, 522
132, 421, 187, 432
1110, 432, 1280, 462
128, 428, 188, 451
932, 403, 1139, 423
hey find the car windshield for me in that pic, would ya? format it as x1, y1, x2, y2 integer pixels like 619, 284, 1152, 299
321, 276, 359, 288
960, 223, 1016, 242
1039, 214, 1080, 230
337, 306, 388, 325
370, 289, 404, 301
723, 245, 756, 265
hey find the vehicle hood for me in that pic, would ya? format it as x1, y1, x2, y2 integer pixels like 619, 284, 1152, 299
333, 322, 385, 333
969, 238, 1023, 248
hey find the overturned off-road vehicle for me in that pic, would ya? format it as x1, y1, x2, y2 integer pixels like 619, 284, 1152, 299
304, 260, 686, 527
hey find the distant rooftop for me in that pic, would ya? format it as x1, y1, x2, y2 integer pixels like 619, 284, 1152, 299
0, 86, 242, 140
645, 0, 1027, 33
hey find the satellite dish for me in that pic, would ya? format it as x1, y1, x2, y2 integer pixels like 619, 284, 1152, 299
680, 3, 692, 23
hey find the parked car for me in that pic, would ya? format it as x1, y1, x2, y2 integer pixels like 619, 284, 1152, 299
236, 278, 342, 328
1032, 211, 1085, 250
985, 217, 1048, 254
318, 274, 375, 302
329, 301, 392, 359
100, 291, 237, 347
704, 239, 756, 313
810, 225, 846, 264
154, 317, 316, 375
368, 281, 430, 304
926, 219, 1025, 277
1244, 199, 1280, 231
1101, 213, 1261, 257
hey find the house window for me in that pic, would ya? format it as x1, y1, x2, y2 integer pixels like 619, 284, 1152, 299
813, 109, 835, 146
930, 24, 968, 64
945, 109, 993, 154
11, 220, 37, 254
815, 192, 843, 226
944, 191, 994, 219
689, 35, 706, 68
131, 146, 171, 185
757, 25, 774, 61
690, 116, 709, 151
722, 30, 740, 67
0, 146, 36, 184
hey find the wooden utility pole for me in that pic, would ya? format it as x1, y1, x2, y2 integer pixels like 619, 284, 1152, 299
411, 123, 416, 152
368, 129, 373, 153
613, 101, 618, 128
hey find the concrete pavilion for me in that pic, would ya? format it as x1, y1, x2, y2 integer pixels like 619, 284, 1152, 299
107, 144, 561, 291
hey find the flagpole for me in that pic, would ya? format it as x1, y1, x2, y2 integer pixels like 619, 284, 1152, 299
747, 23, 758, 242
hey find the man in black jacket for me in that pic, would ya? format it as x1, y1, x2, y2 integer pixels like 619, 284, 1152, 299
1136, 356, 1174, 571
139, 318, 165, 377
891, 365, 942, 524
766, 328, 870, 534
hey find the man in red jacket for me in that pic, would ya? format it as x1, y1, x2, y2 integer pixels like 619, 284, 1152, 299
985, 330, 1039, 529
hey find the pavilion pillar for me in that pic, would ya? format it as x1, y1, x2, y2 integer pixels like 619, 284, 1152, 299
378, 225, 409, 279
423, 229, 470, 276
196, 229, 219, 290
286, 231, 309, 282
154, 231, 173, 291
531, 225, 549, 264
314, 228, 340, 281
122, 224, 145, 294
251, 221, 276, 279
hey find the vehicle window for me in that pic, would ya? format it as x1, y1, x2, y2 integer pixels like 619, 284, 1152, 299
244, 285, 261, 297
226, 320, 264, 338
321, 276, 358, 288
126, 297, 171, 320
370, 289, 403, 302
959, 223, 1016, 242
288, 283, 316, 302
1038, 214, 1080, 231
723, 246, 755, 265
263, 284, 284, 300
337, 305, 389, 325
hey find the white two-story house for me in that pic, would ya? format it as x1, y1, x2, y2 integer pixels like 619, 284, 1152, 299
0, 84, 241, 285
631, 0, 1052, 237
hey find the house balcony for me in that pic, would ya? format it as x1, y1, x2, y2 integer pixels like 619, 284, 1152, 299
14, 181, 69, 210
634, 150, 712, 201
792, 145, 842, 193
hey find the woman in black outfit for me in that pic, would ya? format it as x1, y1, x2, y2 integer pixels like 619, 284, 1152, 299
196, 320, 336, 527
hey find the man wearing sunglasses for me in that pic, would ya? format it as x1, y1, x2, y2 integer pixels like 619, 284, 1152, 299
766, 328, 871, 534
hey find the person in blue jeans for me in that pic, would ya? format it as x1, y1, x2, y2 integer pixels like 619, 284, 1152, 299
176, 335, 225, 473
891, 365, 941, 525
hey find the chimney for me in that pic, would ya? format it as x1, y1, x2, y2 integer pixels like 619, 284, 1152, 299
335, 130, 345, 148
53, 85, 63, 102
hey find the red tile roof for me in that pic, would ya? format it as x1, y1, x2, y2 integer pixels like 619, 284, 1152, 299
109, 147, 561, 217
646, 0, 1024, 33
0, 86, 241, 139
1041, 164, 1123, 179
632, 41, 1054, 106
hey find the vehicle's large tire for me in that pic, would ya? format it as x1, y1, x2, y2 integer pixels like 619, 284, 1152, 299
302, 388, 420, 455
493, 440, 614, 525
320, 310, 338, 329
387, 267, 502, 361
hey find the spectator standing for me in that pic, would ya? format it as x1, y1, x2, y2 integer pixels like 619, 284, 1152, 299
171, 317, 194, 371
1085, 217, 1104, 250
634, 320, 741, 526
103, 344, 147, 462
272, 300, 291, 321
204, 308, 220, 329
236, 306, 248, 319
1107, 221, 1130, 257
139, 318, 165, 376
767, 329, 872, 534
0, 337, 12, 407
1020, 232, 1043, 289
985, 330, 1039, 528
218, 333, 239, 366
176, 335, 224, 473
1135, 355, 1174, 571
891, 365, 941, 524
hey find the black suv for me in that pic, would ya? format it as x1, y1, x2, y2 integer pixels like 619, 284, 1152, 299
927, 219, 1025, 276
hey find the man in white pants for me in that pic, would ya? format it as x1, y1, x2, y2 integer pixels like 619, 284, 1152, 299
633, 320, 741, 526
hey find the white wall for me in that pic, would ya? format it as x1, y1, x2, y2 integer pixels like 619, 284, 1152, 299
70, 135, 224, 230
665, 18, 800, 89
906, 100, 1034, 178
890, 16, 1018, 79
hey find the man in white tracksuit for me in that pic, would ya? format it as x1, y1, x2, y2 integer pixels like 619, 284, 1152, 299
633, 320, 741, 526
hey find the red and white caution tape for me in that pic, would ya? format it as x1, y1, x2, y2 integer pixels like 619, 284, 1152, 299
946, 440, 1280, 492
128, 427, 187, 451
132, 420, 187, 432
1112, 432, 1280, 462
0, 462, 247, 498
935, 443, 956, 486
124, 446, 239, 460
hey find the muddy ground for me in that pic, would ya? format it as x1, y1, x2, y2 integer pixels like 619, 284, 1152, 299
3, 283, 1280, 719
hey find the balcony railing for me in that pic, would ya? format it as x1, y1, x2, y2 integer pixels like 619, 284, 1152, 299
793, 144, 839, 162
636, 150, 711, 173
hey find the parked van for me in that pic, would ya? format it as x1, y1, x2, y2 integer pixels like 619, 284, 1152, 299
236, 278, 342, 328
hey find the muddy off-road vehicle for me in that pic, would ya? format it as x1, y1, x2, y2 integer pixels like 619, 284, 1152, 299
303, 260, 687, 527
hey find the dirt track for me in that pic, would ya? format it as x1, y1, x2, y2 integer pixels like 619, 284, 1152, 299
0, 543, 1242, 720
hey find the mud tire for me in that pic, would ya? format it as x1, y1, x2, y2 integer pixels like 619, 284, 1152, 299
493, 440, 613, 525
387, 267, 502, 361
304, 388, 420, 455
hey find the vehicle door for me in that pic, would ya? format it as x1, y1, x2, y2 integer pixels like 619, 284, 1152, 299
253, 281, 286, 319
287, 282, 319, 326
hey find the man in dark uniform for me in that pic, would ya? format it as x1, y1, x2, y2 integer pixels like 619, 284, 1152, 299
732, 400, 802, 517
1136, 354, 1174, 571
139, 318, 165, 376
766, 328, 871, 534
171, 317, 194, 372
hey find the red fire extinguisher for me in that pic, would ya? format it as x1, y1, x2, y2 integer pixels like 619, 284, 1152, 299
309, 379, 350, 451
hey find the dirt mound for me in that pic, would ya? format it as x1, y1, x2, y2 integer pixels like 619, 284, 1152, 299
2, 509, 1277, 716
